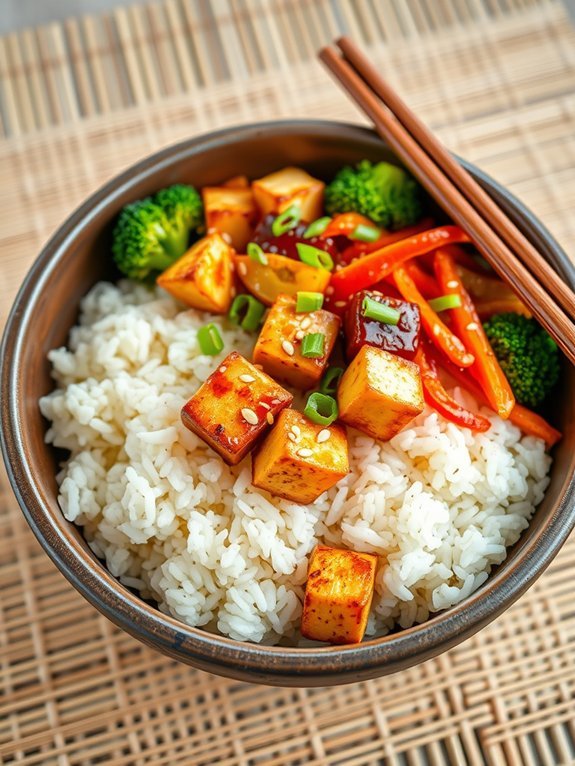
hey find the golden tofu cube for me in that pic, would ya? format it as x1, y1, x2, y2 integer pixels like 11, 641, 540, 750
252, 408, 349, 503
252, 167, 325, 222
338, 345, 424, 441
253, 294, 341, 389
222, 174, 249, 189
157, 233, 234, 314
202, 186, 258, 251
301, 545, 377, 644
181, 351, 293, 465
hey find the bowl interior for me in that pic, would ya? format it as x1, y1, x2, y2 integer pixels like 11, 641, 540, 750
3, 121, 575, 685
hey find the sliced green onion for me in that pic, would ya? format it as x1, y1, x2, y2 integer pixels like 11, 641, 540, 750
304, 392, 339, 426
362, 296, 401, 326
349, 223, 381, 242
296, 243, 334, 271
301, 333, 325, 358
271, 204, 301, 236
303, 216, 332, 238
428, 294, 462, 312
296, 291, 324, 313
319, 366, 344, 395
229, 294, 266, 332
247, 242, 268, 265
198, 323, 224, 355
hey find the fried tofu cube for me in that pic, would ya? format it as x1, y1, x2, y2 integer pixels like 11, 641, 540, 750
253, 294, 341, 389
202, 186, 258, 251
181, 351, 293, 465
338, 345, 424, 441
157, 232, 234, 314
301, 545, 377, 644
252, 408, 348, 503
252, 167, 325, 222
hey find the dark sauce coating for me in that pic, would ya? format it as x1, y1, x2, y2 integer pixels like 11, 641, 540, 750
344, 289, 421, 361
252, 214, 339, 261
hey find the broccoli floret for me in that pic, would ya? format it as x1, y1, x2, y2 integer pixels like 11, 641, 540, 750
112, 184, 203, 281
483, 313, 560, 409
325, 160, 422, 229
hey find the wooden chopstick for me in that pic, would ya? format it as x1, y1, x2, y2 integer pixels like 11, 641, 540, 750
318, 44, 575, 367
336, 36, 575, 325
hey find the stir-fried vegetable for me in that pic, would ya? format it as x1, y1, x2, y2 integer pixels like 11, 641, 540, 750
434, 249, 515, 419
234, 252, 331, 306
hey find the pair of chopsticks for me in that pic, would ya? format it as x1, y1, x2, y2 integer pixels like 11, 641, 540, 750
319, 39, 575, 367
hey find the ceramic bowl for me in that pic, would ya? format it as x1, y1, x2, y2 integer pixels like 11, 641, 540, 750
2, 121, 574, 686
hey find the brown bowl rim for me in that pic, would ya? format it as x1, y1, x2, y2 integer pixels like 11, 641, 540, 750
2, 119, 575, 686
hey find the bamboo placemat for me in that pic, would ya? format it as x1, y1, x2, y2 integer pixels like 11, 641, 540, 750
2, 1, 575, 764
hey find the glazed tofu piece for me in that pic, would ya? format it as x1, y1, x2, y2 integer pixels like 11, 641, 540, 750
338, 345, 424, 441
253, 294, 341, 389
157, 232, 234, 314
344, 289, 421, 362
181, 351, 293, 465
252, 409, 349, 503
301, 545, 377, 644
202, 186, 258, 251
252, 167, 325, 222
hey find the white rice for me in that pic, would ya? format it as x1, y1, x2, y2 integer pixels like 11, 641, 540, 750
40, 281, 552, 644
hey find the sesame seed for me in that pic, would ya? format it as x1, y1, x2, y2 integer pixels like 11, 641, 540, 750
466, 322, 478, 331
282, 340, 295, 356
266, 412, 274, 425
292, 425, 301, 437
287, 433, 297, 442
219, 366, 227, 373
300, 316, 312, 330
241, 408, 258, 425
221, 232, 233, 245
447, 280, 459, 288
295, 330, 304, 340
334, 301, 347, 308
260, 402, 271, 410
253, 363, 264, 370
271, 398, 281, 405
238, 262, 247, 276
317, 429, 331, 443
433, 326, 441, 336
325, 286, 334, 295
239, 374, 255, 383
297, 448, 313, 458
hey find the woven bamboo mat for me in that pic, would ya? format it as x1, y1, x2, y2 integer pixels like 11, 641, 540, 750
2, 1, 575, 763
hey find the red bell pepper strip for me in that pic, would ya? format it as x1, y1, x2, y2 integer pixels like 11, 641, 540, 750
329, 226, 470, 304
434, 248, 515, 419
393, 265, 475, 368
430, 346, 562, 448
320, 212, 376, 239
417, 346, 491, 432
337, 218, 434, 265
405, 261, 442, 299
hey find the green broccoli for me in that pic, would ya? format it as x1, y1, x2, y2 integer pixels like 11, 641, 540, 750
324, 160, 422, 230
112, 184, 203, 281
483, 313, 560, 409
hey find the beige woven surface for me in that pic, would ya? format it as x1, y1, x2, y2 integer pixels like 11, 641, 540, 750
2, 1, 575, 763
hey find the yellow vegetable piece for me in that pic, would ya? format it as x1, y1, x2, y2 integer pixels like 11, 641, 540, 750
252, 408, 349, 503
181, 351, 293, 465
338, 345, 424, 441
202, 186, 258, 251
157, 232, 234, 314
253, 294, 340, 390
252, 166, 325, 221
301, 545, 377, 644
234, 253, 330, 306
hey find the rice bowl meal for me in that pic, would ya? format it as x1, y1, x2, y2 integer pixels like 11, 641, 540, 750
39, 161, 562, 646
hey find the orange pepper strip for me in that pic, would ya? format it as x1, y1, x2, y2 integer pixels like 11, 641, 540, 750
337, 218, 435, 265
329, 225, 470, 304
394, 265, 475, 368
434, 248, 515, 419
405, 261, 442, 299
417, 346, 491, 432
475, 298, 532, 321
430, 346, 562, 448
320, 212, 376, 239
